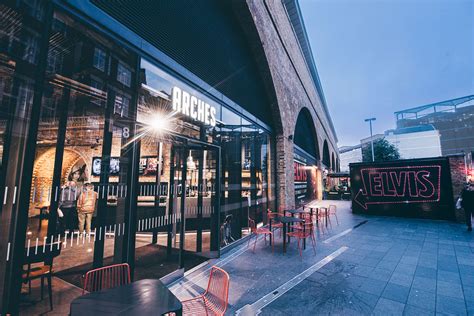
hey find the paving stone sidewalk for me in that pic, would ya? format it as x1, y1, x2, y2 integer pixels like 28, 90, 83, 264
170, 201, 474, 315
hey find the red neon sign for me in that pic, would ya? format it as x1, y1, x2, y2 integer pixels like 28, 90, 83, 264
355, 165, 441, 210
294, 161, 307, 182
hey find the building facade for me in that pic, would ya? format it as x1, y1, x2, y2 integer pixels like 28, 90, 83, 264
384, 125, 442, 159
395, 95, 474, 156
339, 145, 363, 172
340, 125, 442, 171
0, 0, 338, 312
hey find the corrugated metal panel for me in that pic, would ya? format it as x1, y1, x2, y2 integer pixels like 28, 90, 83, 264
91, 0, 273, 126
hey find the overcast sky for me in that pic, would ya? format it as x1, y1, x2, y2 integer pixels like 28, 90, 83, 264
300, 0, 474, 147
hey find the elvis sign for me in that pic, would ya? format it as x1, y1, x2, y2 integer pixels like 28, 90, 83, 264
350, 158, 455, 220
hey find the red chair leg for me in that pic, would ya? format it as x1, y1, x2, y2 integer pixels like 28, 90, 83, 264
270, 233, 274, 253
297, 239, 302, 258
253, 234, 258, 252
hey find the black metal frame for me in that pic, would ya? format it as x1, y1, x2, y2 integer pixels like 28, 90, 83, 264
0, 0, 281, 312
0, 2, 54, 313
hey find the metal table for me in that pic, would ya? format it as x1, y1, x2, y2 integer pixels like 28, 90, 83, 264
278, 216, 304, 253
284, 209, 309, 216
70, 279, 182, 315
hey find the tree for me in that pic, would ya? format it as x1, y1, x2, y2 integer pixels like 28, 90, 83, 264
362, 138, 400, 162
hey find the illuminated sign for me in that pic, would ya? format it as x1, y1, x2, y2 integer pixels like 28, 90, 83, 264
172, 86, 217, 127
354, 165, 441, 210
294, 161, 308, 182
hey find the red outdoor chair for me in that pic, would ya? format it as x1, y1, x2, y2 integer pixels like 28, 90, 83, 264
287, 221, 316, 258
82, 263, 131, 294
267, 209, 283, 237
328, 204, 339, 225
181, 266, 230, 316
248, 218, 274, 253
318, 207, 330, 226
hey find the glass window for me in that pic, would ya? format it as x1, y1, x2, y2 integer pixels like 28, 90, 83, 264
17, 10, 138, 314
93, 47, 107, 71
117, 61, 131, 87
22, 32, 40, 64
114, 93, 130, 117
138, 58, 220, 141
46, 49, 63, 74
21, 0, 45, 21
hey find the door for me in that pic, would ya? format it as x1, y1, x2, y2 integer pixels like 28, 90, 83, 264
182, 145, 219, 258
132, 135, 220, 280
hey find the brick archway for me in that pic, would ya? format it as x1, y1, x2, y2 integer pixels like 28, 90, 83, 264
30, 148, 88, 215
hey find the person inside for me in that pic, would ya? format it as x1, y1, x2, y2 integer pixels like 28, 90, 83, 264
77, 183, 98, 236
58, 181, 78, 233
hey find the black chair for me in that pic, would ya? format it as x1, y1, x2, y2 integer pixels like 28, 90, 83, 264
23, 242, 62, 310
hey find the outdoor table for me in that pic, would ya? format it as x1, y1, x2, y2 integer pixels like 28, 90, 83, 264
285, 209, 310, 217
305, 205, 328, 227
70, 279, 182, 315
278, 216, 304, 253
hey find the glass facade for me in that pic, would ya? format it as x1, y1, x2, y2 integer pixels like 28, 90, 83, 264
0, 2, 275, 313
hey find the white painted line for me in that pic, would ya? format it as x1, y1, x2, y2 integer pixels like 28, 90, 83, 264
236, 246, 349, 315
13, 186, 17, 204
323, 228, 353, 244
3, 187, 8, 205
6, 242, 10, 261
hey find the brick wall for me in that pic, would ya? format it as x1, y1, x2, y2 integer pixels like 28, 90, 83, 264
245, 0, 339, 209
448, 154, 467, 223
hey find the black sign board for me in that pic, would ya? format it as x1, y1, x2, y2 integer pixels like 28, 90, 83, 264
294, 146, 316, 208
350, 157, 455, 220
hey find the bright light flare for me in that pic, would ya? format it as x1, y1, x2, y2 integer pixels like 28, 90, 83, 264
149, 113, 170, 132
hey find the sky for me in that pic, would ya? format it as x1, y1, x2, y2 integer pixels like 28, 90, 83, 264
299, 0, 474, 147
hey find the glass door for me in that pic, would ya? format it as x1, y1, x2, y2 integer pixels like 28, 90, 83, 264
133, 136, 182, 280
132, 133, 220, 281
183, 145, 219, 258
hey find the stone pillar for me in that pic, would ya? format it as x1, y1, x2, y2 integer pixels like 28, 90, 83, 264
276, 134, 295, 211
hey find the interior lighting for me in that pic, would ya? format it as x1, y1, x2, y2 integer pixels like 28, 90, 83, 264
187, 153, 196, 170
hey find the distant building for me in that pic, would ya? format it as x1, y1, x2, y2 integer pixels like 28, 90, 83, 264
339, 125, 442, 171
395, 95, 474, 156
384, 125, 442, 159
340, 144, 362, 172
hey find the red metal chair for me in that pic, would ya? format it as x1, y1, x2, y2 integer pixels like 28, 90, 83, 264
82, 263, 131, 294
181, 266, 230, 316
328, 204, 339, 225
287, 221, 316, 258
318, 207, 330, 227
248, 218, 274, 253
267, 209, 283, 237
295, 213, 316, 238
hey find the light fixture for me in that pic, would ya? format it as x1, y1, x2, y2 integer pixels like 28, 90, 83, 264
186, 153, 196, 170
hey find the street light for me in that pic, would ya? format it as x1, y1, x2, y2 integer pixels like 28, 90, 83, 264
364, 118, 376, 162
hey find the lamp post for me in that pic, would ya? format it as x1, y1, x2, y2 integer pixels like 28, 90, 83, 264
365, 118, 376, 162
